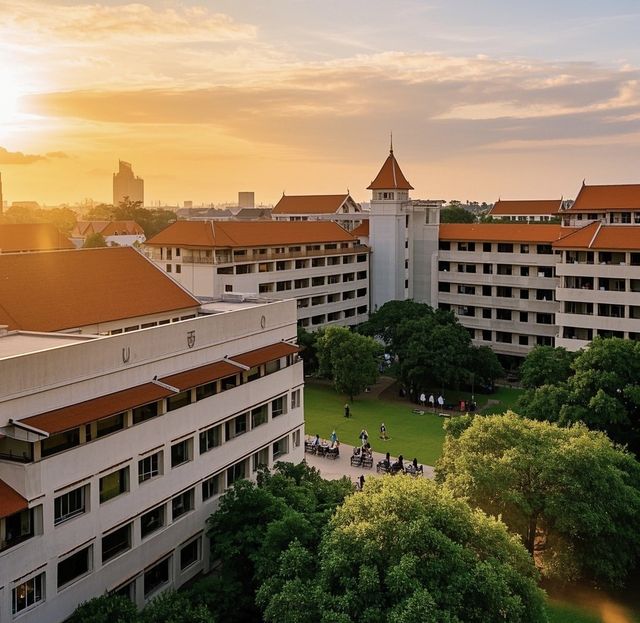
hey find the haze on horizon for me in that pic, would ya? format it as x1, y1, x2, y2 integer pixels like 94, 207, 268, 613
2, 0, 640, 206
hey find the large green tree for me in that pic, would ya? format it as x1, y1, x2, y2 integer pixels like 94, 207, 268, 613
83, 232, 108, 248
317, 325, 382, 400
519, 345, 577, 389
518, 337, 640, 452
440, 203, 476, 223
206, 462, 352, 623
258, 477, 546, 623
436, 412, 640, 585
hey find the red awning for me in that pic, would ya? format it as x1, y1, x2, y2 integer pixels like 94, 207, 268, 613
160, 360, 243, 391
229, 342, 299, 368
0, 479, 28, 519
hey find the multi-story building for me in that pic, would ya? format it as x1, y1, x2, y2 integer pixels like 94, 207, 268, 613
436, 223, 565, 356
0, 247, 200, 334
271, 193, 364, 232
487, 199, 563, 222
144, 220, 370, 330
0, 297, 303, 623
113, 161, 144, 206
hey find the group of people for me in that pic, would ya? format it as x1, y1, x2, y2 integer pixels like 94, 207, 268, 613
419, 392, 445, 410
309, 431, 339, 449
377, 452, 423, 476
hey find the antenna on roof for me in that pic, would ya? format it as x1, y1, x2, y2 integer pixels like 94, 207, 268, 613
582, 178, 586, 186
390, 131, 394, 154
282, 190, 285, 196
347, 187, 350, 194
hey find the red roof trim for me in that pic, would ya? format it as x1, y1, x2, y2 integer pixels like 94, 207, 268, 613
0, 479, 28, 519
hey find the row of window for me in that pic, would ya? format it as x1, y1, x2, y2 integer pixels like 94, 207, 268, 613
563, 276, 640, 292
295, 290, 367, 308
455, 307, 555, 324
564, 250, 640, 266
439, 262, 554, 278
258, 272, 367, 293
108, 314, 197, 336
471, 329, 553, 347
563, 302, 640, 319
439, 241, 553, 254
216, 254, 367, 275
439, 283, 555, 301
563, 328, 640, 341
298, 307, 368, 327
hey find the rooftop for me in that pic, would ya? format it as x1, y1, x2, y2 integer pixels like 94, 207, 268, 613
439, 223, 570, 243
570, 183, 640, 211
0, 330, 97, 360
272, 194, 349, 215
489, 199, 562, 216
145, 220, 355, 248
553, 222, 640, 250
367, 148, 413, 191
72, 220, 145, 237
0, 247, 200, 332
0, 223, 74, 253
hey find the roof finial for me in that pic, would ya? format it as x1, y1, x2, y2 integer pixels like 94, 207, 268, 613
582, 178, 586, 186
390, 131, 394, 154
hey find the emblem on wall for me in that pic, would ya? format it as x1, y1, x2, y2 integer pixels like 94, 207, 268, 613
187, 330, 196, 349
122, 347, 131, 363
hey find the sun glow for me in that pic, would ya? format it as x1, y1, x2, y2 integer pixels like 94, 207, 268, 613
0, 70, 23, 125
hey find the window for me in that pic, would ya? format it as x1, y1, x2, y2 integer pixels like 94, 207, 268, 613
252, 448, 269, 472
483, 242, 492, 252
202, 473, 224, 500
458, 242, 475, 252
271, 396, 286, 417
497, 264, 512, 275
497, 243, 513, 253
536, 244, 552, 255
293, 429, 301, 448
520, 289, 529, 300
295, 278, 310, 289
483, 263, 493, 274
519, 311, 528, 322
273, 436, 289, 459
41, 429, 80, 457
482, 285, 492, 297
140, 506, 165, 538
100, 467, 129, 503
439, 241, 450, 251
196, 382, 216, 401
496, 309, 512, 320
482, 308, 492, 319
225, 284, 233, 292
180, 538, 200, 571
439, 261, 450, 271
171, 439, 192, 468
438, 282, 450, 293
102, 524, 132, 563
139, 452, 162, 483
519, 335, 529, 346
496, 286, 512, 298
55, 486, 87, 525
166, 264, 172, 273
312, 276, 325, 287
199, 426, 222, 454
175, 265, 182, 274
225, 413, 248, 440
251, 405, 268, 428
167, 391, 191, 412
12, 573, 44, 615
495, 332, 512, 344
521, 266, 529, 277
133, 402, 158, 425
227, 460, 247, 487
57, 545, 92, 588
221, 374, 238, 391
536, 313, 554, 324
144, 558, 170, 597
482, 330, 492, 341
97, 413, 125, 438
172, 489, 194, 520
521, 244, 529, 254
291, 389, 301, 409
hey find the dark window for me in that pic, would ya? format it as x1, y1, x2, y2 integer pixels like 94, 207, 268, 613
172, 489, 194, 520
140, 506, 165, 539
520, 289, 529, 300
521, 266, 529, 277
202, 474, 224, 500
496, 332, 512, 344
96, 413, 125, 438
171, 439, 192, 468
482, 308, 491, 319
225, 413, 248, 440
199, 426, 222, 454
167, 391, 191, 412
519, 311, 528, 322
271, 396, 286, 417
180, 539, 200, 571
482, 330, 492, 341
439, 241, 451, 251
251, 405, 268, 428
144, 558, 170, 597
483, 263, 493, 274
221, 375, 237, 391
133, 402, 158, 425
138, 452, 161, 483
196, 382, 216, 401
55, 486, 86, 525
482, 285, 492, 297
41, 429, 80, 457
4, 508, 34, 549
519, 335, 529, 346
483, 242, 491, 252
102, 524, 131, 563
99, 467, 129, 503
536, 244, 552, 255
57, 546, 91, 588
496, 309, 512, 320
497, 243, 513, 253
438, 282, 450, 293
227, 461, 246, 487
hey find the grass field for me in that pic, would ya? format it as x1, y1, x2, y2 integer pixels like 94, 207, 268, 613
304, 383, 447, 465
546, 602, 601, 623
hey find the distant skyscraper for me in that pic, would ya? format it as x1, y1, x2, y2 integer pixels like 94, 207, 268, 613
112, 160, 144, 206
238, 191, 255, 208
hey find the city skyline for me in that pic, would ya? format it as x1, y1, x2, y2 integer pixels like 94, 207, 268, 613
2, 0, 640, 205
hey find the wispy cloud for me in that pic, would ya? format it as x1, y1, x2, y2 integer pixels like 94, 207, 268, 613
0, 146, 46, 164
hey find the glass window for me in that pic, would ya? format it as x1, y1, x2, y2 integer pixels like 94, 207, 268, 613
144, 558, 170, 597
167, 391, 191, 412
57, 546, 92, 588
291, 389, 301, 409
202, 474, 224, 500
139, 452, 162, 483
252, 448, 269, 472
54, 486, 87, 525
41, 429, 80, 457
132, 402, 158, 425
102, 524, 132, 563
199, 426, 222, 454
12, 573, 44, 615
271, 396, 286, 418
227, 461, 247, 487
273, 436, 289, 460
225, 414, 248, 440
3, 508, 35, 549
251, 405, 268, 428
180, 539, 200, 571
140, 506, 165, 539
171, 489, 194, 520
96, 413, 125, 438
196, 382, 217, 401
99, 467, 129, 503
171, 439, 192, 468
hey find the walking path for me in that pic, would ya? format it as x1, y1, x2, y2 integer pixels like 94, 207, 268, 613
304, 441, 435, 484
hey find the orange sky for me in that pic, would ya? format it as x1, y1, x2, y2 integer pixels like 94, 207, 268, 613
2, 1, 640, 206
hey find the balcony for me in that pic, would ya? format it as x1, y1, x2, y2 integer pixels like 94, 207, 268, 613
183, 245, 369, 265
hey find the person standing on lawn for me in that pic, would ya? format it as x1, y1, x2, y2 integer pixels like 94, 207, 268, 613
344, 403, 350, 418
379, 422, 388, 440
419, 392, 426, 407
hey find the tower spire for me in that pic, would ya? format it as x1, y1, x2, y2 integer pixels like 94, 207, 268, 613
390, 131, 393, 154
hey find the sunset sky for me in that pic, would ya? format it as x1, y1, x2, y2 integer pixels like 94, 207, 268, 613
2, 0, 640, 206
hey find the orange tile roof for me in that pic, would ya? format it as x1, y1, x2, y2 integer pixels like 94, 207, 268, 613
145, 220, 355, 248
22, 383, 173, 434
553, 223, 640, 250
570, 184, 640, 211
73, 220, 144, 237
0, 247, 200, 331
0, 479, 28, 519
0, 223, 74, 252
367, 150, 413, 190
352, 221, 369, 237
229, 342, 299, 368
160, 360, 242, 391
489, 199, 562, 216
272, 194, 349, 215
439, 223, 570, 243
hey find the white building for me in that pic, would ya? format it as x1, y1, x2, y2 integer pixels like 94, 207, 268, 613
271, 193, 364, 231
0, 297, 303, 623
487, 199, 563, 222
70, 221, 146, 248
144, 220, 370, 330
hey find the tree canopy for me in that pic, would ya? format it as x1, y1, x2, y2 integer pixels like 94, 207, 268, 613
517, 338, 640, 452
257, 476, 546, 623
83, 232, 108, 248
317, 325, 382, 399
519, 345, 576, 389
440, 204, 476, 223
436, 412, 640, 585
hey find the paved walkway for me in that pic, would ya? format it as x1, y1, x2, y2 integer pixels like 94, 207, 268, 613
304, 441, 435, 484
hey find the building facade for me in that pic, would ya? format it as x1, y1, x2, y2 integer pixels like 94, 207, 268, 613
487, 199, 563, 222
271, 193, 364, 232
0, 299, 304, 623
144, 220, 370, 330
113, 161, 144, 206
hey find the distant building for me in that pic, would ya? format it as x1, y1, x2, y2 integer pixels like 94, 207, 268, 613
0, 172, 3, 216
113, 161, 144, 206
71, 220, 146, 248
0, 223, 74, 253
238, 192, 255, 208
144, 220, 370, 330
487, 199, 563, 222
272, 193, 364, 231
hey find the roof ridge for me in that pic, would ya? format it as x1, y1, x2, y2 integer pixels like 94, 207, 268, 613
588, 220, 603, 249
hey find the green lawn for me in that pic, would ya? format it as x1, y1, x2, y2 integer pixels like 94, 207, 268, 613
304, 383, 447, 465
546, 602, 600, 623
481, 385, 525, 414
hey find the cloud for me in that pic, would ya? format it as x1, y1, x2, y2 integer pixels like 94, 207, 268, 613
45, 151, 68, 159
0, 146, 46, 164
1, 1, 256, 44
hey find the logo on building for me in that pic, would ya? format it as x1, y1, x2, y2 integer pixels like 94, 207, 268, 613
187, 330, 196, 349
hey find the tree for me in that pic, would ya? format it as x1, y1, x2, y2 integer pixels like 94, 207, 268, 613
206, 462, 352, 623
296, 327, 319, 374
83, 232, 108, 248
469, 345, 504, 388
67, 595, 138, 623
518, 338, 640, 452
440, 204, 476, 223
436, 412, 640, 585
141, 591, 215, 623
258, 477, 546, 623
519, 345, 576, 389
316, 326, 381, 400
